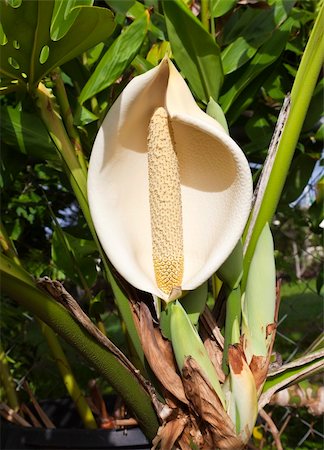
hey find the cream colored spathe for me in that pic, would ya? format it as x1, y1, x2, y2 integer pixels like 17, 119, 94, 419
88, 58, 253, 301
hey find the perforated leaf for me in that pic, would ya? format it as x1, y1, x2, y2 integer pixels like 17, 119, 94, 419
0, 0, 115, 90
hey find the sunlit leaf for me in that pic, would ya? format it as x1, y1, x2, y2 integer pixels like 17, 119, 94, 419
163, 0, 223, 103
221, 2, 293, 75
211, 0, 236, 19
0, 1, 115, 89
50, 0, 93, 41
79, 13, 149, 104
220, 18, 293, 112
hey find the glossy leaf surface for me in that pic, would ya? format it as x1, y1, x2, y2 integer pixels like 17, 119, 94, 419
79, 13, 149, 103
0, 1, 115, 89
163, 0, 223, 102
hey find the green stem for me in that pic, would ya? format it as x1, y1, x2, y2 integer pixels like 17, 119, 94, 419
33, 83, 145, 369
243, 4, 324, 277
34, 83, 89, 218
1, 254, 159, 440
209, 0, 215, 38
200, 0, 209, 31
222, 287, 241, 375
39, 321, 97, 429
0, 220, 20, 266
0, 341, 19, 411
51, 68, 88, 175
0, 220, 97, 428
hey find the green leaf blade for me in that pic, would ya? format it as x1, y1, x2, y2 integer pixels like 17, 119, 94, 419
220, 19, 293, 113
0, 2, 115, 89
79, 13, 148, 104
163, 0, 223, 103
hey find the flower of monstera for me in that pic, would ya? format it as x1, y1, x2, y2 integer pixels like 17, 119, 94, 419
88, 58, 252, 302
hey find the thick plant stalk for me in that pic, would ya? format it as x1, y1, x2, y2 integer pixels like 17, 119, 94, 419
51, 68, 88, 175
39, 321, 97, 429
0, 341, 19, 412
33, 83, 145, 369
1, 254, 159, 440
0, 220, 20, 266
243, 3, 324, 273
200, 0, 209, 30
0, 221, 97, 429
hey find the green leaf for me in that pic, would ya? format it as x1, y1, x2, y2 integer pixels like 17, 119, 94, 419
163, 0, 223, 103
220, 19, 293, 113
1, 106, 58, 160
221, 0, 292, 75
160, 283, 208, 340
216, 239, 243, 289
105, 0, 136, 16
50, 0, 93, 41
241, 223, 276, 363
206, 97, 229, 134
146, 41, 171, 67
51, 227, 98, 288
211, 0, 236, 18
0, 1, 115, 89
180, 282, 208, 327
79, 13, 148, 104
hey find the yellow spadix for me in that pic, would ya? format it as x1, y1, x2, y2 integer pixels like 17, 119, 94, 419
88, 58, 253, 302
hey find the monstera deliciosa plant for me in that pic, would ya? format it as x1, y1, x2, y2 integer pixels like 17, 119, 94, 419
1, 0, 323, 449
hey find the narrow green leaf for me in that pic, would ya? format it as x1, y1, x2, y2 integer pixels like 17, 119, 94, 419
170, 301, 225, 406
1, 106, 58, 160
50, 0, 93, 41
220, 19, 293, 112
79, 13, 148, 104
221, 0, 292, 75
211, 0, 236, 19
105, 0, 136, 16
163, 0, 223, 102
51, 228, 98, 287
221, 37, 258, 75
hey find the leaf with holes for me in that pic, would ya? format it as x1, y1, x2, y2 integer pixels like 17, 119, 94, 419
0, 0, 115, 91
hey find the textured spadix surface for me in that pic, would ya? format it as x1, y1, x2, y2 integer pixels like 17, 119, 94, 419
88, 58, 252, 301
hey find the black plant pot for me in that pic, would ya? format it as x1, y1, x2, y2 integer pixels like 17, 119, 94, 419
1, 398, 151, 450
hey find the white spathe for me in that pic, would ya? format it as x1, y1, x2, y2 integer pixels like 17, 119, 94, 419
88, 58, 253, 301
